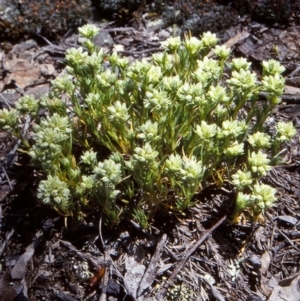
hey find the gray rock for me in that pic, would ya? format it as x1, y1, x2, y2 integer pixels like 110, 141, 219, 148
94, 31, 114, 49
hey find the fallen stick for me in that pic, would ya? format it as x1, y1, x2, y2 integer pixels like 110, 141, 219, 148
137, 234, 167, 297
59, 240, 106, 268
155, 215, 226, 300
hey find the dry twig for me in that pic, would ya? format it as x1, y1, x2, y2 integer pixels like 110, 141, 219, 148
137, 234, 167, 297
156, 215, 226, 300
59, 240, 106, 268
266, 213, 300, 253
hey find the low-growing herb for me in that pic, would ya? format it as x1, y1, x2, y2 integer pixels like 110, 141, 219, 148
0, 25, 296, 227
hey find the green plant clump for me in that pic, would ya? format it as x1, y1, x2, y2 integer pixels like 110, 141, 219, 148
0, 24, 296, 227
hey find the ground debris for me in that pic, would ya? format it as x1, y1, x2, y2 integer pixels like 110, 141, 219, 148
11, 234, 42, 280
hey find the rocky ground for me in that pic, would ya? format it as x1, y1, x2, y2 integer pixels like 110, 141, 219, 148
0, 2, 300, 301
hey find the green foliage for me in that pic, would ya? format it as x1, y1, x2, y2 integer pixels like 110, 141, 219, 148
0, 25, 296, 227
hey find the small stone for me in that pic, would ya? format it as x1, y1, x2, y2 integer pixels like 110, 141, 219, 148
94, 31, 114, 49
40, 64, 55, 77
276, 215, 299, 226
157, 30, 171, 39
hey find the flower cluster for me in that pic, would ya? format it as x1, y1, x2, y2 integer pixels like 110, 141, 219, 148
15, 95, 40, 115
38, 175, 71, 214
165, 154, 204, 185
0, 108, 19, 131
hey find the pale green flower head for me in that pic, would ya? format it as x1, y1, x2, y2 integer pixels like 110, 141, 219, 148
51, 75, 75, 95
40, 96, 65, 112
144, 89, 171, 112
192, 67, 211, 86
78, 24, 100, 39
213, 45, 231, 60
152, 53, 174, 72
108, 189, 121, 200
235, 192, 251, 211
197, 57, 221, 81
251, 183, 277, 211
219, 120, 247, 138
177, 82, 204, 105
261, 73, 285, 96
96, 69, 117, 89
262, 59, 285, 76
137, 121, 159, 142
165, 154, 183, 173
65, 66, 74, 75
248, 151, 272, 176
133, 143, 159, 164
224, 142, 244, 157
66, 47, 89, 66
108, 52, 120, 65
152, 52, 165, 65
116, 56, 129, 70
215, 104, 227, 118
128, 59, 152, 81
195, 121, 217, 141
207, 85, 230, 104
109, 52, 129, 69
232, 170, 253, 189
180, 156, 204, 182
85, 50, 105, 70
133, 59, 152, 72
33, 128, 65, 151
176, 83, 192, 103
69, 166, 81, 179
107, 101, 130, 124
38, 175, 71, 209
227, 69, 257, 94
248, 132, 271, 149
80, 150, 98, 166
76, 175, 95, 195
85, 93, 101, 106
184, 36, 203, 55
147, 65, 162, 84
276, 121, 297, 142
93, 158, 122, 184
0, 108, 19, 130
30, 127, 68, 169
29, 147, 58, 170
231, 57, 251, 71
115, 79, 127, 94
201, 31, 218, 48
33, 114, 71, 158
16, 95, 39, 115
37, 113, 72, 135
163, 75, 182, 92
161, 36, 181, 51
109, 152, 124, 164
